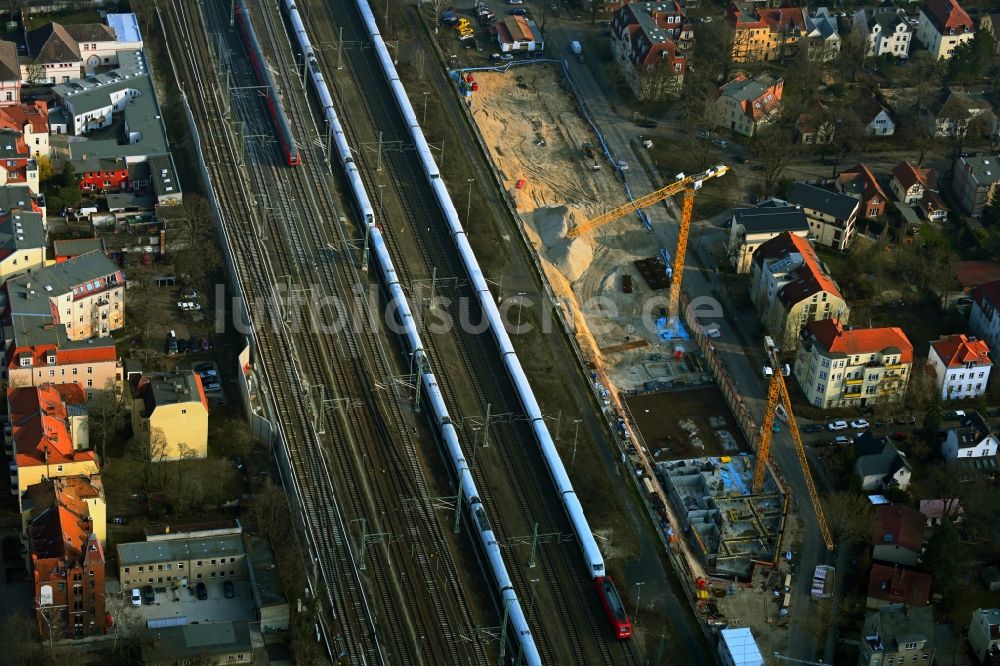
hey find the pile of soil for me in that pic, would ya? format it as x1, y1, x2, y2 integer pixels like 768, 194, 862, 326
532, 204, 594, 283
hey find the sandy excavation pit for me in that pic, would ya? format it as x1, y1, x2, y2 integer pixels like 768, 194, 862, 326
470, 66, 689, 391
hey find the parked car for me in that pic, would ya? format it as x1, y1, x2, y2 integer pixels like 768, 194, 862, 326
177, 339, 191, 354
195, 363, 215, 374
111, 516, 127, 525
704, 325, 722, 338
196, 582, 208, 600
850, 419, 870, 429
697, 130, 710, 140
826, 420, 848, 431
131, 588, 142, 607
890, 431, 908, 441
142, 585, 155, 605
712, 138, 729, 149
182, 290, 198, 300
803, 424, 824, 433
232, 455, 245, 471
833, 435, 851, 446
956, 297, 973, 306
224, 581, 235, 599
509, 7, 527, 14
762, 365, 774, 378
204, 382, 222, 392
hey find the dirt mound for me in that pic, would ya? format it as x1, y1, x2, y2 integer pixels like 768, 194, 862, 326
532, 205, 593, 283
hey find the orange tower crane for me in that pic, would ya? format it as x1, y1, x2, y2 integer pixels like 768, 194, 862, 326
754, 340, 834, 551
566, 164, 729, 318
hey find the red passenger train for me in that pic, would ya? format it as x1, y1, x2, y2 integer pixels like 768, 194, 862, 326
596, 575, 633, 640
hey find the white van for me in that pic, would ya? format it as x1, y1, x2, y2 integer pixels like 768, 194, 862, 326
762, 365, 774, 378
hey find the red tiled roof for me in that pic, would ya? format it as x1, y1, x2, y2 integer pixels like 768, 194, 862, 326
0, 101, 48, 135
728, 2, 805, 31
867, 563, 932, 606
892, 161, 930, 192
6, 341, 118, 370
954, 261, 1000, 290
806, 318, 914, 363
8, 384, 95, 468
840, 163, 889, 208
873, 505, 925, 556
922, 0, 973, 33
921, 189, 948, 216
930, 333, 992, 367
614, 2, 688, 71
753, 232, 842, 305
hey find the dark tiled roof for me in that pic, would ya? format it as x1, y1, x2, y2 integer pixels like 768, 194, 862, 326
788, 182, 860, 221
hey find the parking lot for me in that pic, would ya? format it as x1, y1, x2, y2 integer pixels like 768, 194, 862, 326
122, 579, 255, 626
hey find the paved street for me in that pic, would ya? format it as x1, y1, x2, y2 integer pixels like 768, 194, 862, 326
539, 12, 835, 661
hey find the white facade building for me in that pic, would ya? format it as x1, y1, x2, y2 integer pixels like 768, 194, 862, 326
927, 333, 992, 400
942, 412, 999, 461
916, 0, 975, 60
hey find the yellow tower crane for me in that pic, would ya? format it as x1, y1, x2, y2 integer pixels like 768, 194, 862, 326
566, 164, 729, 317
754, 340, 834, 551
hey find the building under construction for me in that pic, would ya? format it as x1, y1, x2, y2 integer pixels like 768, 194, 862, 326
656, 455, 786, 578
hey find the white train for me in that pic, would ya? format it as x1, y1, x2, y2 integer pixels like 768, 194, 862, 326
349, 0, 630, 641
279, 1, 542, 661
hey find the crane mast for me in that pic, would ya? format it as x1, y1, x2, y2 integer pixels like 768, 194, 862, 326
754, 346, 834, 551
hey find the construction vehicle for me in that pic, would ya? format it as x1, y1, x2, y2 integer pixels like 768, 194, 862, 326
454, 17, 473, 32
754, 337, 834, 551
567, 164, 728, 320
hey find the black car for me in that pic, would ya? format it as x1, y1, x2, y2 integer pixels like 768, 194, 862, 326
224, 581, 235, 599
142, 585, 155, 605
802, 424, 824, 433
196, 582, 208, 600
189, 335, 200, 351
177, 339, 190, 354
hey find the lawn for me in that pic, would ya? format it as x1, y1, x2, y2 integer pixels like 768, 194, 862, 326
24, 9, 102, 30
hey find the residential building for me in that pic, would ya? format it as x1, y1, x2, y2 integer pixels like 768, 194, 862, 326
866, 564, 932, 608
837, 163, 890, 218
0, 101, 49, 158
854, 432, 912, 492
726, 2, 806, 63
711, 72, 782, 137
748, 233, 848, 352
795, 319, 912, 409
22, 19, 142, 84
3, 326, 119, 396
7, 383, 96, 497
918, 498, 962, 526
858, 604, 936, 666
981, 13, 1000, 53
796, 100, 836, 145
0, 40, 20, 106
4, 250, 125, 342
142, 621, 253, 665
890, 161, 932, 205
610, 1, 692, 102
804, 8, 841, 62
28, 491, 106, 639
718, 627, 764, 666
0, 210, 46, 280
50, 50, 181, 203
916, 0, 974, 60
21, 475, 105, 547
971, 280, 1000, 354
0, 129, 39, 194
0, 184, 45, 228
920, 189, 950, 223
952, 153, 1000, 217
117, 524, 247, 588
727, 205, 809, 274
969, 608, 1000, 664
496, 16, 544, 53
872, 505, 924, 567
928, 333, 992, 400
921, 87, 993, 138
129, 370, 209, 461
786, 182, 860, 250
942, 410, 998, 460
854, 9, 914, 59
858, 93, 896, 136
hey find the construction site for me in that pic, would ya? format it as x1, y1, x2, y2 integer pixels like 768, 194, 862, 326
467, 65, 711, 393
466, 62, 812, 660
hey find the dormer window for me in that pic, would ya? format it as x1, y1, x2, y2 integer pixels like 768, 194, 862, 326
19, 354, 31, 367
46, 354, 56, 365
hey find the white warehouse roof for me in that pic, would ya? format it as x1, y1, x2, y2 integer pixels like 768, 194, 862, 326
720, 628, 764, 666
107, 13, 142, 43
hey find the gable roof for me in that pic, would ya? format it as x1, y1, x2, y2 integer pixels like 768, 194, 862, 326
973, 279, 1000, 310
930, 333, 991, 368
0, 101, 49, 135
955, 261, 1000, 290
787, 182, 860, 221
805, 7, 839, 39
921, 0, 973, 35
839, 163, 890, 206
892, 161, 931, 192
0, 40, 18, 82
873, 505, 925, 556
867, 563, 932, 606
717, 72, 783, 121
613, 1, 688, 69
8, 384, 95, 468
752, 232, 843, 305
806, 318, 913, 363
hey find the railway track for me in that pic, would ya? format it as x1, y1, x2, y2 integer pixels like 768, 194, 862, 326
300, 0, 642, 663
163, 1, 489, 663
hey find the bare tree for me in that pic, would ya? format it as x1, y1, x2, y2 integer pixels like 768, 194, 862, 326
751, 125, 795, 197
87, 379, 128, 466
133, 429, 169, 496
172, 195, 221, 289
125, 278, 163, 350
825, 491, 876, 544
23, 63, 49, 87
0, 611, 41, 664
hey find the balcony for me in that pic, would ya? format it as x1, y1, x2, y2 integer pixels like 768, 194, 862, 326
845, 378, 863, 386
